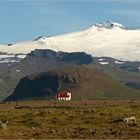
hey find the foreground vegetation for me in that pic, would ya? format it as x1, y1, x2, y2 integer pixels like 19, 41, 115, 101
0, 100, 140, 139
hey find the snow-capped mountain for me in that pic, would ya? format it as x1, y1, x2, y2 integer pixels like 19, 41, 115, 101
0, 20, 140, 63
95, 19, 125, 29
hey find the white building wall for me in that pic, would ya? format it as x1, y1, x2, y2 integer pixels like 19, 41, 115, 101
67, 92, 71, 100
57, 92, 71, 101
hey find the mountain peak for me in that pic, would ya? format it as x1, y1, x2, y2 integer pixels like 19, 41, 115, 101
34, 36, 50, 41
94, 19, 125, 29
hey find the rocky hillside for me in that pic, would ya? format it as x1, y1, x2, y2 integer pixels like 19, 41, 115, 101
0, 50, 93, 101
5, 66, 140, 101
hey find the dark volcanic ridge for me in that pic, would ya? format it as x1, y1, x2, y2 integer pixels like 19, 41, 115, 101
5, 66, 140, 101
1, 49, 140, 101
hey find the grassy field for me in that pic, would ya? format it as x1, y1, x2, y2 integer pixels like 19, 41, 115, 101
0, 100, 140, 139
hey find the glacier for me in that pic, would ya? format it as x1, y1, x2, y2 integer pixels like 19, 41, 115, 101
0, 20, 140, 62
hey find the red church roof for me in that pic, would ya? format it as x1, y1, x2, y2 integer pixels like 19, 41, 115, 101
57, 91, 69, 98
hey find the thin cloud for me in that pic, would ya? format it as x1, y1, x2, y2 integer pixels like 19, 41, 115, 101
110, 9, 140, 17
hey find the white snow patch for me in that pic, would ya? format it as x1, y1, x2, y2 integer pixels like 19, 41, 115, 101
0, 59, 19, 63
98, 58, 105, 61
15, 70, 20, 72
10, 60, 20, 63
17, 55, 26, 59
115, 60, 125, 64
0, 54, 15, 59
99, 62, 109, 65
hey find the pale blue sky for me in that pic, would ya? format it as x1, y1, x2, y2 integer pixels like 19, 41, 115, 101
0, 0, 140, 44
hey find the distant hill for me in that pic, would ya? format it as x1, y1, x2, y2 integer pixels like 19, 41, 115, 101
0, 50, 93, 101
2, 49, 140, 101
4, 66, 140, 101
